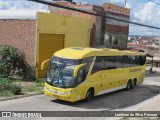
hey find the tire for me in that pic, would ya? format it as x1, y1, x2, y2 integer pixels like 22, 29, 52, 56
126, 80, 132, 90
85, 88, 94, 102
132, 79, 137, 88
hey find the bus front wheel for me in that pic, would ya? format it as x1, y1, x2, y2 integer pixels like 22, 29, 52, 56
126, 80, 132, 90
85, 88, 94, 102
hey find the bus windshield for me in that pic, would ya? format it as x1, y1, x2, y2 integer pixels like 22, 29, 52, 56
46, 56, 80, 88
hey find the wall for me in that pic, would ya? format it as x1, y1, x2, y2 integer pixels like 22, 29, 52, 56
0, 19, 36, 66
103, 3, 130, 49
37, 12, 91, 47
48, 2, 105, 47
36, 12, 91, 77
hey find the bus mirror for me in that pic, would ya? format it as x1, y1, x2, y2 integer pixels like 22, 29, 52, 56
73, 64, 86, 77
41, 59, 51, 70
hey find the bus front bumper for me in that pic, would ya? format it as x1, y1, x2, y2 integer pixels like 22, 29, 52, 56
44, 85, 77, 102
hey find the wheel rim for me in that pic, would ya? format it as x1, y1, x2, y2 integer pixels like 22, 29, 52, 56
133, 80, 136, 86
127, 81, 131, 89
86, 90, 92, 100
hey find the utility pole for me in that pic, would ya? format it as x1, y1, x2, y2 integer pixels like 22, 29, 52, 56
159, 38, 160, 56
125, 0, 127, 7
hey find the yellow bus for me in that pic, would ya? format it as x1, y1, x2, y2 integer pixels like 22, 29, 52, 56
42, 47, 146, 102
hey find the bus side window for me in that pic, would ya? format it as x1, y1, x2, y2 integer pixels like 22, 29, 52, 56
92, 56, 104, 73
138, 55, 146, 66
81, 57, 94, 64
122, 56, 128, 68
135, 56, 139, 65
76, 68, 86, 84
104, 56, 114, 69
81, 56, 94, 76
104, 56, 120, 69
114, 56, 123, 68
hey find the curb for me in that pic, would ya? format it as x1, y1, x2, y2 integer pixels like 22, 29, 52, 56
0, 93, 44, 101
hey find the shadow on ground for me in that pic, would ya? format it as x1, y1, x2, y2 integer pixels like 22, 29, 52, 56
51, 85, 160, 110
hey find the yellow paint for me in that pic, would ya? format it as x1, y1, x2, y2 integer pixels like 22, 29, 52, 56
37, 34, 64, 78
44, 47, 146, 102
41, 59, 50, 70
36, 12, 91, 77
73, 63, 86, 77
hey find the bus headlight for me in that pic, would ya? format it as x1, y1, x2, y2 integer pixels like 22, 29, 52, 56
45, 86, 76, 95
57, 90, 76, 95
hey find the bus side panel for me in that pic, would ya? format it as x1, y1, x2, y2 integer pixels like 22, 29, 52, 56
86, 71, 103, 96
101, 69, 125, 91
123, 66, 146, 85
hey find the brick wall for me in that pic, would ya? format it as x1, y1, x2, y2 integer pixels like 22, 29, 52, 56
0, 19, 36, 66
105, 24, 129, 35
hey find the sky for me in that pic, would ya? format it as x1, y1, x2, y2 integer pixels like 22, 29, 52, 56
0, 0, 160, 36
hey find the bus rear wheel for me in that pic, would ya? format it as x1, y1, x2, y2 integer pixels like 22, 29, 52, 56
85, 88, 94, 102
126, 80, 132, 90
132, 79, 137, 88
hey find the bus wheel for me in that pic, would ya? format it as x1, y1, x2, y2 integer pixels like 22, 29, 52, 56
126, 80, 132, 90
132, 79, 137, 88
85, 88, 94, 102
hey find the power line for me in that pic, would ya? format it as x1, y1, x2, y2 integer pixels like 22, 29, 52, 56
149, 0, 160, 6
27, 0, 160, 30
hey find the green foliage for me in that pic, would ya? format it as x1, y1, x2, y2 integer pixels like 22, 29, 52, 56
10, 85, 22, 95
23, 80, 44, 93
0, 78, 12, 90
24, 86, 35, 92
0, 78, 22, 96
121, 117, 130, 120
0, 45, 28, 78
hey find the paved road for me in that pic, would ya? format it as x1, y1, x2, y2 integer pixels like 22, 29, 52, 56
0, 69, 159, 119
0, 78, 159, 111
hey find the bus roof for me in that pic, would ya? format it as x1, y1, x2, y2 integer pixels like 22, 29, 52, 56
54, 47, 145, 59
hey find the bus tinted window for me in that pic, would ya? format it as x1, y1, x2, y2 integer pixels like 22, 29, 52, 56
114, 56, 123, 68
92, 56, 103, 73
122, 55, 146, 67
81, 57, 94, 63
138, 55, 146, 66
104, 56, 122, 69
91, 55, 146, 73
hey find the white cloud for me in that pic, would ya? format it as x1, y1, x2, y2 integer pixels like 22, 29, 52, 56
0, 1, 48, 10
129, 1, 160, 36
0, 9, 49, 19
0, 0, 48, 19
134, 2, 155, 23
129, 24, 160, 36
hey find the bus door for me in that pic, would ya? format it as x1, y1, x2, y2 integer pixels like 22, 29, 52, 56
74, 57, 94, 100
74, 66, 86, 101
89, 56, 104, 94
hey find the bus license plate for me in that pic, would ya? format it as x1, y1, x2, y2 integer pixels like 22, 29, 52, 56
53, 94, 58, 98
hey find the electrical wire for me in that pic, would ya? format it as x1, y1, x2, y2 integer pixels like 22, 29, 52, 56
149, 0, 160, 6
27, 0, 160, 30
24, 0, 152, 72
